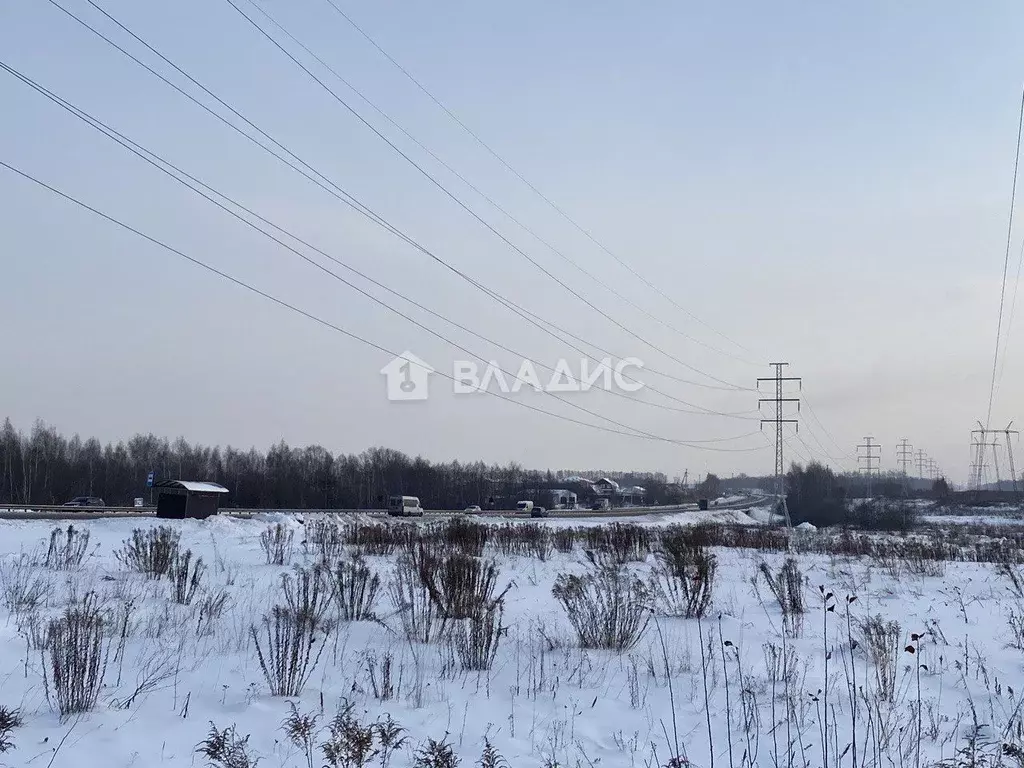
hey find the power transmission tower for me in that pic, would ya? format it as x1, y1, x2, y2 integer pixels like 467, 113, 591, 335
897, 439, 913, 494
971, 424, 987, 490
757, 363, 801, 527
993, 435, 1003, 489
857, 437, 882, 498
915, 449, 928, 483
972, 421, 999, 490
1005, 423, 1020, 500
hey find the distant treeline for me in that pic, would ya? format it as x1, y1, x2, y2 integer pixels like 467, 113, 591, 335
1, 418, 684, 509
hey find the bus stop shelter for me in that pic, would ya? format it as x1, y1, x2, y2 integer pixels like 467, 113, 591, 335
154, 480, 229, 519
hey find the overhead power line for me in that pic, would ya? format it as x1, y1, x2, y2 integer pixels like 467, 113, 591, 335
323, 0, 755, 360
798, 419, 853, 471
224, 0, 754, 391
1005, 423, 1021, 500
985, 85, 1024, 429
0, 156, 770, 454
47, 0, 757, 420
794, 433, 820, 466
241, 0, 759, 369
801, 393, 857, 464
0, 58, 759, 431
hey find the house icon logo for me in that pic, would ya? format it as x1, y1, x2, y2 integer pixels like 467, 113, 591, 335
381, 351, 434, 401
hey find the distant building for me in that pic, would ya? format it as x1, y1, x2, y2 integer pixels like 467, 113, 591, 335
593, 478, 620, 496
562, 475, 595, 485
617, 485, 647, 505
547, 489, 578, 509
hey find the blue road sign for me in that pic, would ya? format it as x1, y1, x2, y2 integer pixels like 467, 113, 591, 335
146, 471, 155, 488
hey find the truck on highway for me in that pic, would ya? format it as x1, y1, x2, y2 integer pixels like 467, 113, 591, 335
516, 500, 534, 514
387, 495, 424, 517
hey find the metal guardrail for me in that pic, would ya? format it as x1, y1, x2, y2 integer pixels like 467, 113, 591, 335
0, 504, 154, 512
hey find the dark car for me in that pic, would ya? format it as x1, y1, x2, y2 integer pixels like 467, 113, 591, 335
530, 506, 548, 518
62, 496, 106, 507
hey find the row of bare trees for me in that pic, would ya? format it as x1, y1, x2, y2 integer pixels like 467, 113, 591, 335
0, 418, 674, 510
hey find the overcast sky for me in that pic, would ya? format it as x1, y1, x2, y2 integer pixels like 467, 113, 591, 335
3, 0, 1024, 483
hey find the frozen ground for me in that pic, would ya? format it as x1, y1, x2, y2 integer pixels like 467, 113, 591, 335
1, 514, 1023, 767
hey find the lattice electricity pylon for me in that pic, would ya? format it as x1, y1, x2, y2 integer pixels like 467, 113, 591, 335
757, 362, 801, 528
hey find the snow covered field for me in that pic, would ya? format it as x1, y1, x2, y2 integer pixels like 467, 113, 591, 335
2, 513, 1024, 767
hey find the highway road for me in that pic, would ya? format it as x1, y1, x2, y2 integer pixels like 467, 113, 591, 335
0, 496, 766, 522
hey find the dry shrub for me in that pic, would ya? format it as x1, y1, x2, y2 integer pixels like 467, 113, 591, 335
252, 566, 334, 697
366, 650, 396, 701
413, 737, 458, 768
902, 550, 946, 578
491, 523, 552, 560
116, 526, 181, 578
489, 524, 519, 557
18, 611, 51, 651
331, 519, 1024, 566
281, 565, 335, 626
196, 589, 231, 637
417, 551, 510, 625
659, 524, 706, 555
478, 739, 510, 768
762, 641, 799, 697
321, 700, 375, 768
1009, 607, 1024, 650
44, 591, 110, 718
997, 560, 1024, 598
196, 722, 260, 768
873, 544, 947, 579
759, 558, 806, 631
600, 523, 652, 564
320, 703, 407, 768
553, 528, 576, 554
0, 554, 52, 617
452, 603, 505, 671
168, 549, 206, 605
45, 525, 90, 570
389, 556, 442, 644
334, 558, 381, 621
0, 706, 22, 754
430, 517, 488, 557
553, 566, 651, 652
252, 606, 329, 698
282, 702, 318, 768
345, 523, 414, 556
260, 523, 295, 566
858, 614, 902, 701
650, 543, 717, 619
304, 517, 345, 564
523, 524, 554, 561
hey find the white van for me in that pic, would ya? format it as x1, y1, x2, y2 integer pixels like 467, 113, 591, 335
516, 500, 534, 514
387, 495, 424, 517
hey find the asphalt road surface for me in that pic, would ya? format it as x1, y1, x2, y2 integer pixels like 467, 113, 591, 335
0, 496, 766, 522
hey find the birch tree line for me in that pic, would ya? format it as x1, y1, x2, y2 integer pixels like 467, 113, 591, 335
0, 418, 674, 509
